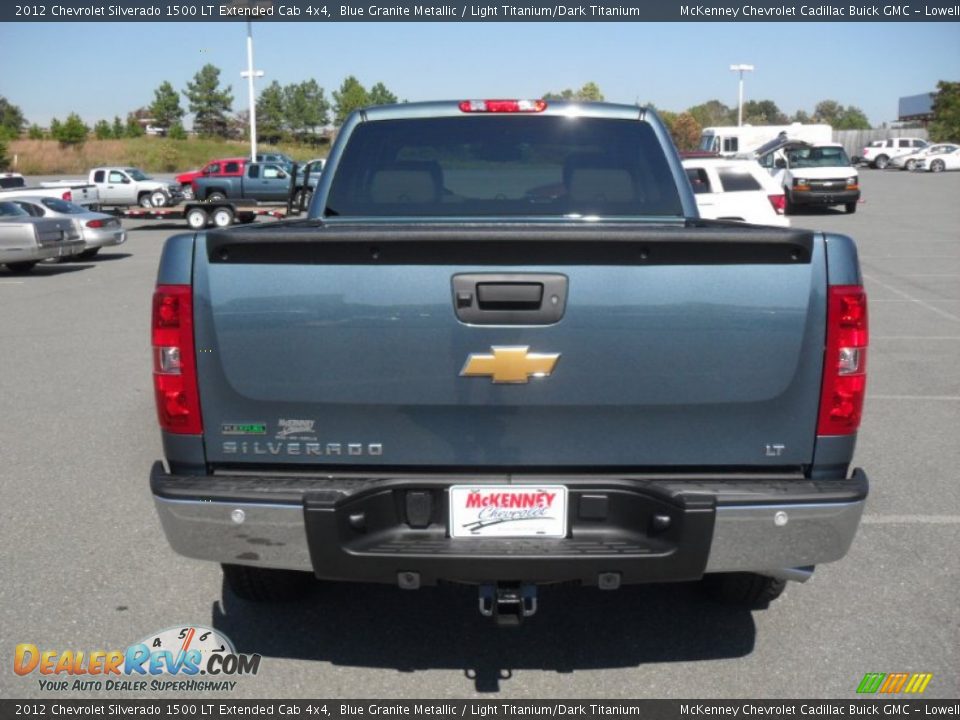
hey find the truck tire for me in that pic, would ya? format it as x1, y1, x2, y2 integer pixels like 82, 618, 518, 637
212, 207, 234, 228
150, 190, 169, 208
186, 208, 209, 229
873, 154, 889, 170
78, 248, 101, 260
845, 202, 857, 214
701, 572, 786, 607
138, 193, 154, 208
207, 191, 227, 202
221, 564, 313, 602
5, 261, 38, 273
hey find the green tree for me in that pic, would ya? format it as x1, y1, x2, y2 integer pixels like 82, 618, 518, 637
27, 124, 44, 139
688, 100, 736, 128
125, 115, 145, 138
256, 80, 286, 143
668, 112, 703, 151
94, 120, 113, 140
49, 118, 62, 139
929, 81, 960, 142
543, 82, 604, 102
813, 100, 844, 125
283, 80, 330, 140
333, 75, 369, 125
790, 110, 812, 124
0, 96, 26, 140
183, 64, 233, 137
835, 106, 871, 130
112, 116, 124, 139
742, 99, 787, 125
368, 82, 398, 106
168, 121, 188, 140
149, 81, 185, 129
53, 112, 89, 145
0, 139, 8, 170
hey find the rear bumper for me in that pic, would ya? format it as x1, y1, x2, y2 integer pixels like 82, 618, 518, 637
151, 463, 867, 586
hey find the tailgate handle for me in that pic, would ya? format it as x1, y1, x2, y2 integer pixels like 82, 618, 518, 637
452, 273, 567, 325
477, 282, 543, 310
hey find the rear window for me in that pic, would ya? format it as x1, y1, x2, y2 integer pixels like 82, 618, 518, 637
325, 116, 683, 219
41, 198, 84, 213
717, 167, 762, 192
685, 168, 712, 194
0, 176, 25, 189
225, 162, 240, 173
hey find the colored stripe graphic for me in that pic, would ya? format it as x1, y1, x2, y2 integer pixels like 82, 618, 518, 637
858, 672, 932, 694
857, 673, 886, 693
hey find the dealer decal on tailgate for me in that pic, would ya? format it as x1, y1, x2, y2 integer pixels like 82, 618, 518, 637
449, 486, 568, 538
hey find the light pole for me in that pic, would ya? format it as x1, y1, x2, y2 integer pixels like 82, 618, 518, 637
729, 64, 754, 126
241, 22, 264, 160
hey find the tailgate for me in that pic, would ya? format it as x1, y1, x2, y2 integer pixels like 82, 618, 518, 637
194, 223, 825, 468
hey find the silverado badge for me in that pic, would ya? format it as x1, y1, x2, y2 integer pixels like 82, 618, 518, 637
460, 346, 560, 384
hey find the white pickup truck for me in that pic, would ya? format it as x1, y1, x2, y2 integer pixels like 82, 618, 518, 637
88, 167, 184, 208
0, 172, 100, 208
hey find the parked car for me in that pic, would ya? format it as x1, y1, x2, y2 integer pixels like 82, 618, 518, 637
914, 146, 960, 173
682, 157, 789, 226
175, 158, 248, 200
890, 143, 959, 171
254, 152, 295, 170
88, 167, 184, 208
756, 138, 860, 214
192, 162, 319, 203
0, 200, 84, 272
861, 137, 928, 169
12, 196, 126, 259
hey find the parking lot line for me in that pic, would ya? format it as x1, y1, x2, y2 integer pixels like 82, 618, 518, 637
863, 273, 960, 323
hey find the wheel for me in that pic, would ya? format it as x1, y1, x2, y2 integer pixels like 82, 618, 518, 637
5, 261, 38, 273
78, 248, 101, 260
874, 154, 889, 170
138, 193, 154, 208
904, 159, 916, 171
211, 207, 234, 228
181, 185, 194, 201
207, 191, 227, 202
221, 564, 313, 602
150, 190, 168, 208
186, 208, 209, 229
930, 159, 946, 173
701, 572, 786, 607
845, 202, 857, 214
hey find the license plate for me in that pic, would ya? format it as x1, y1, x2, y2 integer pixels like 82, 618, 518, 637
449, 485, 567, 538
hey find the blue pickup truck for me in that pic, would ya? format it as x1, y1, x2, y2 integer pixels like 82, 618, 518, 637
191, 161, 321, 204
150, 100, 869, 623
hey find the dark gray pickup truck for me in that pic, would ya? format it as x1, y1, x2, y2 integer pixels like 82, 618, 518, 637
150, 100, 869, 623
192, 162, 320, 204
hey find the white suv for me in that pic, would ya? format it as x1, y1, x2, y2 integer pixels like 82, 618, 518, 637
682, 157, 789, 226
861, 138, 927, 169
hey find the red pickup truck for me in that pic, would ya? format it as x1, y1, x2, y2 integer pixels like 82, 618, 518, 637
175, 158, 247, 200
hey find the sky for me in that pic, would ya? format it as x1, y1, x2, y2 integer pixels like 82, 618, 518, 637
0, 21, 958, 128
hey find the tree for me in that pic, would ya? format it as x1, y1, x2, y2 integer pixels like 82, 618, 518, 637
283, 80, 330, 141
27, 124, 44, 139
52, 112, 89, 145
929, 81, 960, 143
333, 75, 369, 125
742, 99, 787, 125
0, 96, 26, 140
183, 64, 233, 137
256, 80, 286, 143
667, 112, 702, 151
688, 100, 735, 128
125, 114, 145, 138
149, 81, 185, 129
112, 116, 124, 139
368, 82, 397, 106
835, 106, 871, 130
94, 120, 113, 140
0, 139, 8, 170
813, 100, 843, 125
543, 82, 604, 102
168, 121, 188, 140
49, 118, 62, 139
790, 110, 812, 124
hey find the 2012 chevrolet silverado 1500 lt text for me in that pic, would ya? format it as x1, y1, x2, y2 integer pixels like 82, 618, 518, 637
149, 100, 869, 623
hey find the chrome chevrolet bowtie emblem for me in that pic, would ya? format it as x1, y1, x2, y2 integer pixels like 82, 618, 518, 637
460, 346, 560, 384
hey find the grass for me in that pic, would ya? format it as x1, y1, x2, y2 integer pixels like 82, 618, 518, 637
6, 138, 326, 176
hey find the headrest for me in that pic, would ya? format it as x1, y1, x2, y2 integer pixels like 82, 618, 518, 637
370, 161, 442, 204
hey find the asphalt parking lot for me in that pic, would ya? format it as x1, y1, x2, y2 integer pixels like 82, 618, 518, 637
1, 169, 958, 700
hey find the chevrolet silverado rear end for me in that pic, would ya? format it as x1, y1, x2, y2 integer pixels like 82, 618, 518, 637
150, 101, 868, 622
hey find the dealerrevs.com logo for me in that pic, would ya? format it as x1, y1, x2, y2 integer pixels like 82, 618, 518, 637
14, 626, 260, 693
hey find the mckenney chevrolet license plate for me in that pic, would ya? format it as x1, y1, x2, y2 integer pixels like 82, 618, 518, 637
449, 485, 568, 538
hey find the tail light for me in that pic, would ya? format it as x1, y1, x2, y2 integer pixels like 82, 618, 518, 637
61, 191, 72, 202
459, 99, 547, 113
817, 285, 868, 435
86, 219, 105, 228
152, 285, 203, 434
768, 194, 786, 214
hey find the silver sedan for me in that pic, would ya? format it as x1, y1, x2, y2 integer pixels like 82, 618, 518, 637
12, 196, 126, 259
